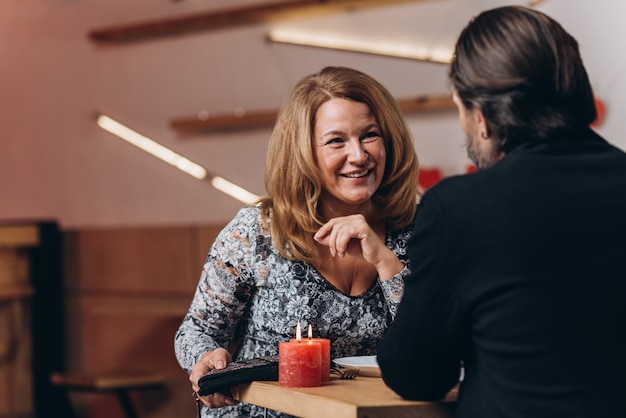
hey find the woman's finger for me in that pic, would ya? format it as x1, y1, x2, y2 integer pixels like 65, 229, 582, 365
199, 390, 239, 409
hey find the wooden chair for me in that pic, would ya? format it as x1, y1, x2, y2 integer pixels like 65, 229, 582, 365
50, 371, 166, 418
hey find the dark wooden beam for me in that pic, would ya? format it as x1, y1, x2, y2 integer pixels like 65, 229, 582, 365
89, 0, 428, 44
171, 110, 278, 134
170, 94, 455, 135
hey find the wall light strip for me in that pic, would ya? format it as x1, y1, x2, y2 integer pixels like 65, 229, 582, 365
211, 176, 261, 206
267, 29, 452, 64
97, 114, 207, 180
96, 114, 261, 205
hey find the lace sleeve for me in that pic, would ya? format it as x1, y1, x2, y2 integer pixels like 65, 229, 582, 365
379, 265, 409, 319
174, 207, 262, 373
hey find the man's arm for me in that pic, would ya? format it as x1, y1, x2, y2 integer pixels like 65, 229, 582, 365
377, 191, 465, 400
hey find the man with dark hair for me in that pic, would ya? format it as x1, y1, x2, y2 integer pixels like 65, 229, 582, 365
377, 6, 626, 418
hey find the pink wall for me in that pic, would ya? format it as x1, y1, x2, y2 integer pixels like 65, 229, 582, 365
1, 0, 624, 228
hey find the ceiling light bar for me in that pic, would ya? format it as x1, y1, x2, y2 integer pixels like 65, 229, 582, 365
96, 114, 261, 205
268, 29, 452, 64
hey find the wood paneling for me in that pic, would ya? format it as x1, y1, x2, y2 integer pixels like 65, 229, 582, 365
63, 223, 225, 418
69, 227, 198, 293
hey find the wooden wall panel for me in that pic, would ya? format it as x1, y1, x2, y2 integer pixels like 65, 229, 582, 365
69, 227, 198, 294
62, 223, 225, 418
74, 296, 190, 374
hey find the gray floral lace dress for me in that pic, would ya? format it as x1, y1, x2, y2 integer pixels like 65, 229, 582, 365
174, 206, 413, 418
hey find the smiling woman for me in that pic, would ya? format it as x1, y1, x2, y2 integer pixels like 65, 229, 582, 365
311, 98, 393, 297
174, 66, 420, 418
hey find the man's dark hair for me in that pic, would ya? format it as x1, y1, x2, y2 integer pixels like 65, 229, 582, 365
449, 6, 597, 153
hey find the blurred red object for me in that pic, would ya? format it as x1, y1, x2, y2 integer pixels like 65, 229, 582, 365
591, 97, 605, 128
466, 164, 477, 173
418, 167, 443, 191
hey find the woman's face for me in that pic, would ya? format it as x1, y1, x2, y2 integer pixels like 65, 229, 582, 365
313, 98, 386, 216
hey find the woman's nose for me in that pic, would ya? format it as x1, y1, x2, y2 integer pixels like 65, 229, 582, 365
347, 140, 368, 164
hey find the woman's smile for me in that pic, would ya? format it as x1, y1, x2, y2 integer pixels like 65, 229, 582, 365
342, 169, 371, 178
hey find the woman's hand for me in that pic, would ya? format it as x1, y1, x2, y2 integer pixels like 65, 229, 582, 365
189, 348, 239, 408
314, 214, 403, 280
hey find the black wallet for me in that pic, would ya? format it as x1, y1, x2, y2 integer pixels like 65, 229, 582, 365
197, 356, 279, 396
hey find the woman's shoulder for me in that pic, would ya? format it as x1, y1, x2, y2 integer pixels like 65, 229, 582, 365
218, 206, 267, 240
210, 206, 275, 261
231, 205, 263, 223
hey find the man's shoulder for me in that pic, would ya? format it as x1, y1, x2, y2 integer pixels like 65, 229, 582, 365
425, 169, 494, 199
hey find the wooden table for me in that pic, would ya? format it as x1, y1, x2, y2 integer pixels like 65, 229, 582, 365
232, 376, 457, 418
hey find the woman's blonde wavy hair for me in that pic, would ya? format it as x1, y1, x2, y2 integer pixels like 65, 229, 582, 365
259, 66, 419, 264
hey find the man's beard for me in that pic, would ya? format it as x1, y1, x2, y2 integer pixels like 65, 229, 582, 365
466, 135, 500, 170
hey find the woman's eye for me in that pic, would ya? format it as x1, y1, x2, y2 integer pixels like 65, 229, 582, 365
325, 138, 345, 147
362, 132, 381, 143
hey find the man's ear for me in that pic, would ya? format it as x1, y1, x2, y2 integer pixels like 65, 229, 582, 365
474, 108, 490, 139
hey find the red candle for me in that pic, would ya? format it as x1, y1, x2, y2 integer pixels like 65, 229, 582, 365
279, 322, 322, 387
290, 324, 331, 382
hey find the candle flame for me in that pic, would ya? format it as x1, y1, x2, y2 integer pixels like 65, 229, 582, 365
296, 322, 302, 343
308, 324, 313, 340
